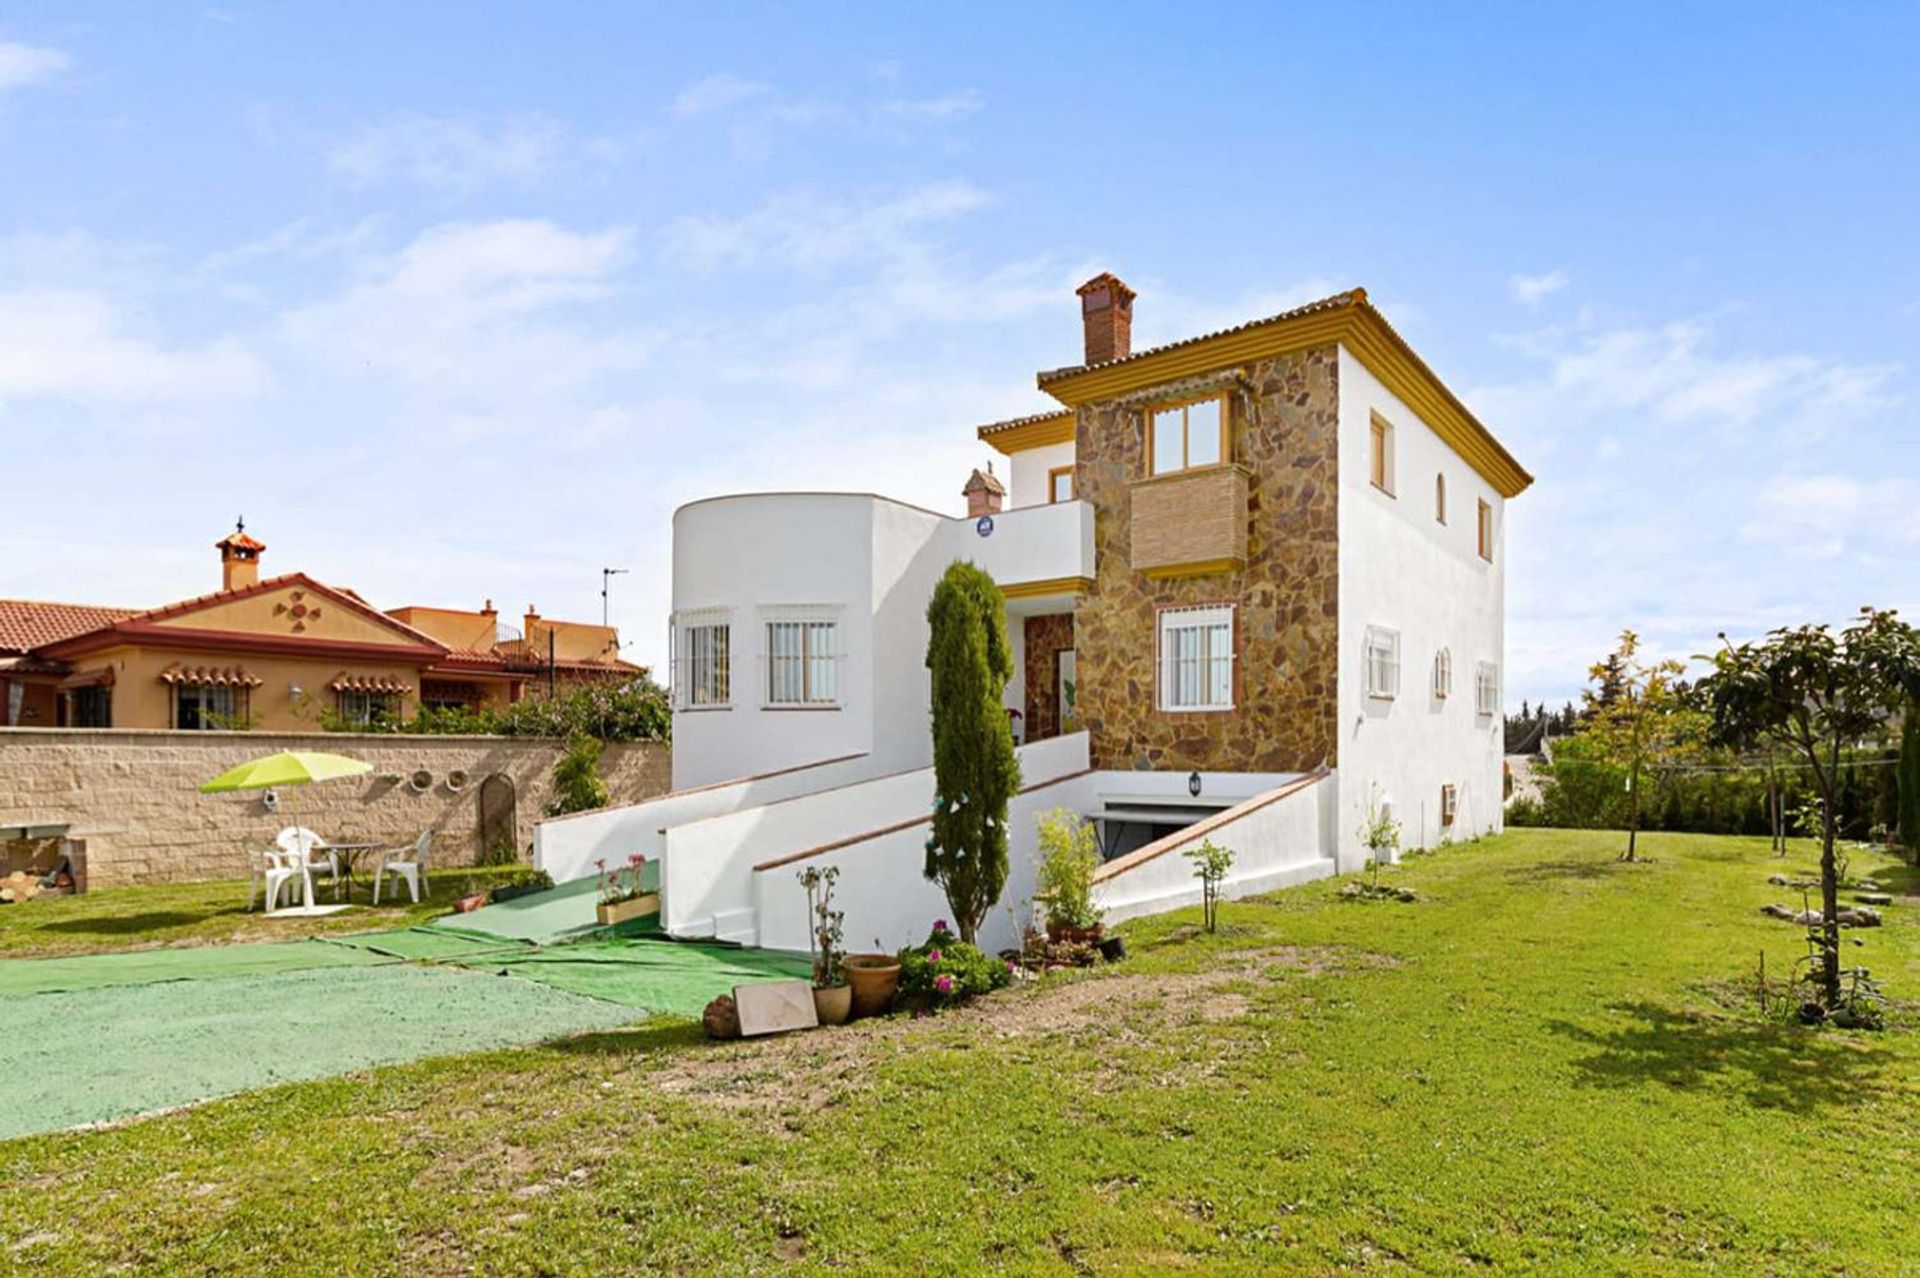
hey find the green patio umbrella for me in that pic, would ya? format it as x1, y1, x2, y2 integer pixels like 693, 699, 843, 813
200, 751, 373, 912
198, 750, 373, 794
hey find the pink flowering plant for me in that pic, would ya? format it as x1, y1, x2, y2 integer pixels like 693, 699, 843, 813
595, 853, 651, 906
896, 919, 1012, 1009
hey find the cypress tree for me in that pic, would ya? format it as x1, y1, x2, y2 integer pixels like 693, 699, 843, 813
923, 561, 1022, 943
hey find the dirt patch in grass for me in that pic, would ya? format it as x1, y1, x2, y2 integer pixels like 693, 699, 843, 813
641, 945, 1391, 1126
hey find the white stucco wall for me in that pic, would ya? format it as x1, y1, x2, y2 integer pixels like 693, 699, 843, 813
1007, 440, 1074, 509
671, 731, 1091, 946
1091, 772, 1337, 924
670, 492, 1092, 791
1334, 347, 1508, 867
533, 750, 875, 885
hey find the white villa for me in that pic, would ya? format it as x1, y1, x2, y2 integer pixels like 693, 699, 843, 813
537, 275, 1532, 954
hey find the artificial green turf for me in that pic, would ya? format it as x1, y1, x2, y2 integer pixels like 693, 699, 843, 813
0, 964, 637, 1140
1, 830, 1915, 1275
0, 937, 390, 997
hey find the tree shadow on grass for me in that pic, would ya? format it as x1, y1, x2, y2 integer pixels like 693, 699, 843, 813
35, 911, 213, 935
1548, 1001, 1895, 1114
1502, 858, 1628, 884
544, 1019, 705, 1057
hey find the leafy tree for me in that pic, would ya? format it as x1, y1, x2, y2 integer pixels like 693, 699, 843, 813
1579, 629, 1705, 861
922, 561, 1021, 944
1698, 608, 1920, 1003
1900, 700, 1920, 860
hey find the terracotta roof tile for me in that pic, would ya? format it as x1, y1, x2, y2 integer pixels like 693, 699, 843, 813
975, 408, 1074, 437
1037, 288, 1366, 384
0, 600, 139, 654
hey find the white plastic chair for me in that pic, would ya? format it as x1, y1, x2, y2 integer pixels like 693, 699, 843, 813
373, 830, 433, 904
276, 826, 338, 882
248, 845, 308, 913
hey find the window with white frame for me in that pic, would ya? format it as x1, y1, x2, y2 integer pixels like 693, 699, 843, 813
1475, 661, 1499, 717
1364, 627, 1401, 701
1432, 647, 1453, 700
676, 614, 731, 708
765, 615, 840, 706
1158, 605, 1234, 711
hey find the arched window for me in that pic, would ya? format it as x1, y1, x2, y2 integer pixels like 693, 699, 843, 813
1433, 648, 1452, 700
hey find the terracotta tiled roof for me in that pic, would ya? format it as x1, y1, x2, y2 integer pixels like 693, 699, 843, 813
975, 408, 1074, 438
962, 467, 1005, 496
1037, 289, 1367, 383
158, 663, 264, 688
0, 600, 139, 654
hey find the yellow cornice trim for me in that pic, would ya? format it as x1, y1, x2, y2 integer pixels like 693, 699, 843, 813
977, 412, 1074, 456
1035, 303, 1532, 498
1000, 575, 1094, 601
1141, 557, 1244, 581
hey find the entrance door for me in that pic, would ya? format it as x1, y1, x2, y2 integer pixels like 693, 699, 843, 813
477, 774, 518, 862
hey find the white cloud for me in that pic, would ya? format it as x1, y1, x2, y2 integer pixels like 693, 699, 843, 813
0, 41, 67, 93
1509, 269, 1569, 306
669, 74, 771, 118
879, 90, 985, 122
659, 181, 992, 274
1740, 473, 1920, 558
326, 115, 568, 189
0, 290, 268, 405
276, 219, 653, 405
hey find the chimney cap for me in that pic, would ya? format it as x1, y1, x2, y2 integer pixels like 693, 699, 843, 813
962, 466, 1006, 497
215, 517, 266, 556
1076, 272, 1136, 308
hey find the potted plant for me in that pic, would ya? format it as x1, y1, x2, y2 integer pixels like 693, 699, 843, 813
488, 867, 554, 904
896, 920, 1014, 1012
1034, 807, 1105, 946
798, 865, 851, 1026
594, 854, 659, 927
844, 939, 903, 1019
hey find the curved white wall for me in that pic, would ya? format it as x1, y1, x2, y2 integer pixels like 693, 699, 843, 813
671, 492, 1094, 792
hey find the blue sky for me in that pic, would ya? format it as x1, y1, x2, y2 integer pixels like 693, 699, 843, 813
2, 4, 1915, 706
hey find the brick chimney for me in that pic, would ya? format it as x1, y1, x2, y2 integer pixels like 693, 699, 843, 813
963, 465, 1005, 519
214, 518, 266, 592
1076, 272, 1136, 365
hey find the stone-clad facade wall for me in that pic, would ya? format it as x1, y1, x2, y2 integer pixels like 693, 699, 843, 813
1021, 613, 1075, 742
0, 728, 670, 887
1072, 345, 1340, 773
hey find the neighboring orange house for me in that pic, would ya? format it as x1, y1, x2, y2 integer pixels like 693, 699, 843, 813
0, 525, 644, 731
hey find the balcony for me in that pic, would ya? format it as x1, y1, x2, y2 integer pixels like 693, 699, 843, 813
1129, 464, 1249, 578
964, 500, 1095, 604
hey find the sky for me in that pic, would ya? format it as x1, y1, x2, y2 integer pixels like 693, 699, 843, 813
1, 4, 1915, 708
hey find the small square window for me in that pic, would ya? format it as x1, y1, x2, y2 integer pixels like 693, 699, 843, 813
1158, 605, 1235, 711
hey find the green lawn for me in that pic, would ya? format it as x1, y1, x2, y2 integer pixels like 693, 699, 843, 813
0, 865, 528, 958
3, 830, 1916, 1275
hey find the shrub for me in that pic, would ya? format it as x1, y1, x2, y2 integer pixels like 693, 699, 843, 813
547, 731, 611, 815
897, 920, 1012, 1009
323, 678, 672, 743
1034, 806, 1102, 933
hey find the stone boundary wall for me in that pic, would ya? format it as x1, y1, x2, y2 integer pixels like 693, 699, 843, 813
0, 728, 670, 888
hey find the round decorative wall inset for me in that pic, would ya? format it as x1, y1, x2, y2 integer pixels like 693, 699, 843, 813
445, 769, 469, 793
409, 769, 433, 793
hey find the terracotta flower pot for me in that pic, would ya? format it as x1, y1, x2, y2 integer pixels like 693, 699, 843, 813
1046, 922, 1105, 947
812, 983, 853, 1026
843, 953, 901, 1018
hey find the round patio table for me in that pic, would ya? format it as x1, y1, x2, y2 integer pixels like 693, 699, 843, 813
323, 842, 386, 902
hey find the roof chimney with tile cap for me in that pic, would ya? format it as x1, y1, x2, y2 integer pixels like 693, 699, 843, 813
1077, 272, 1135, 365
962, 465, 1005, 519
215, 518, 266, 592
